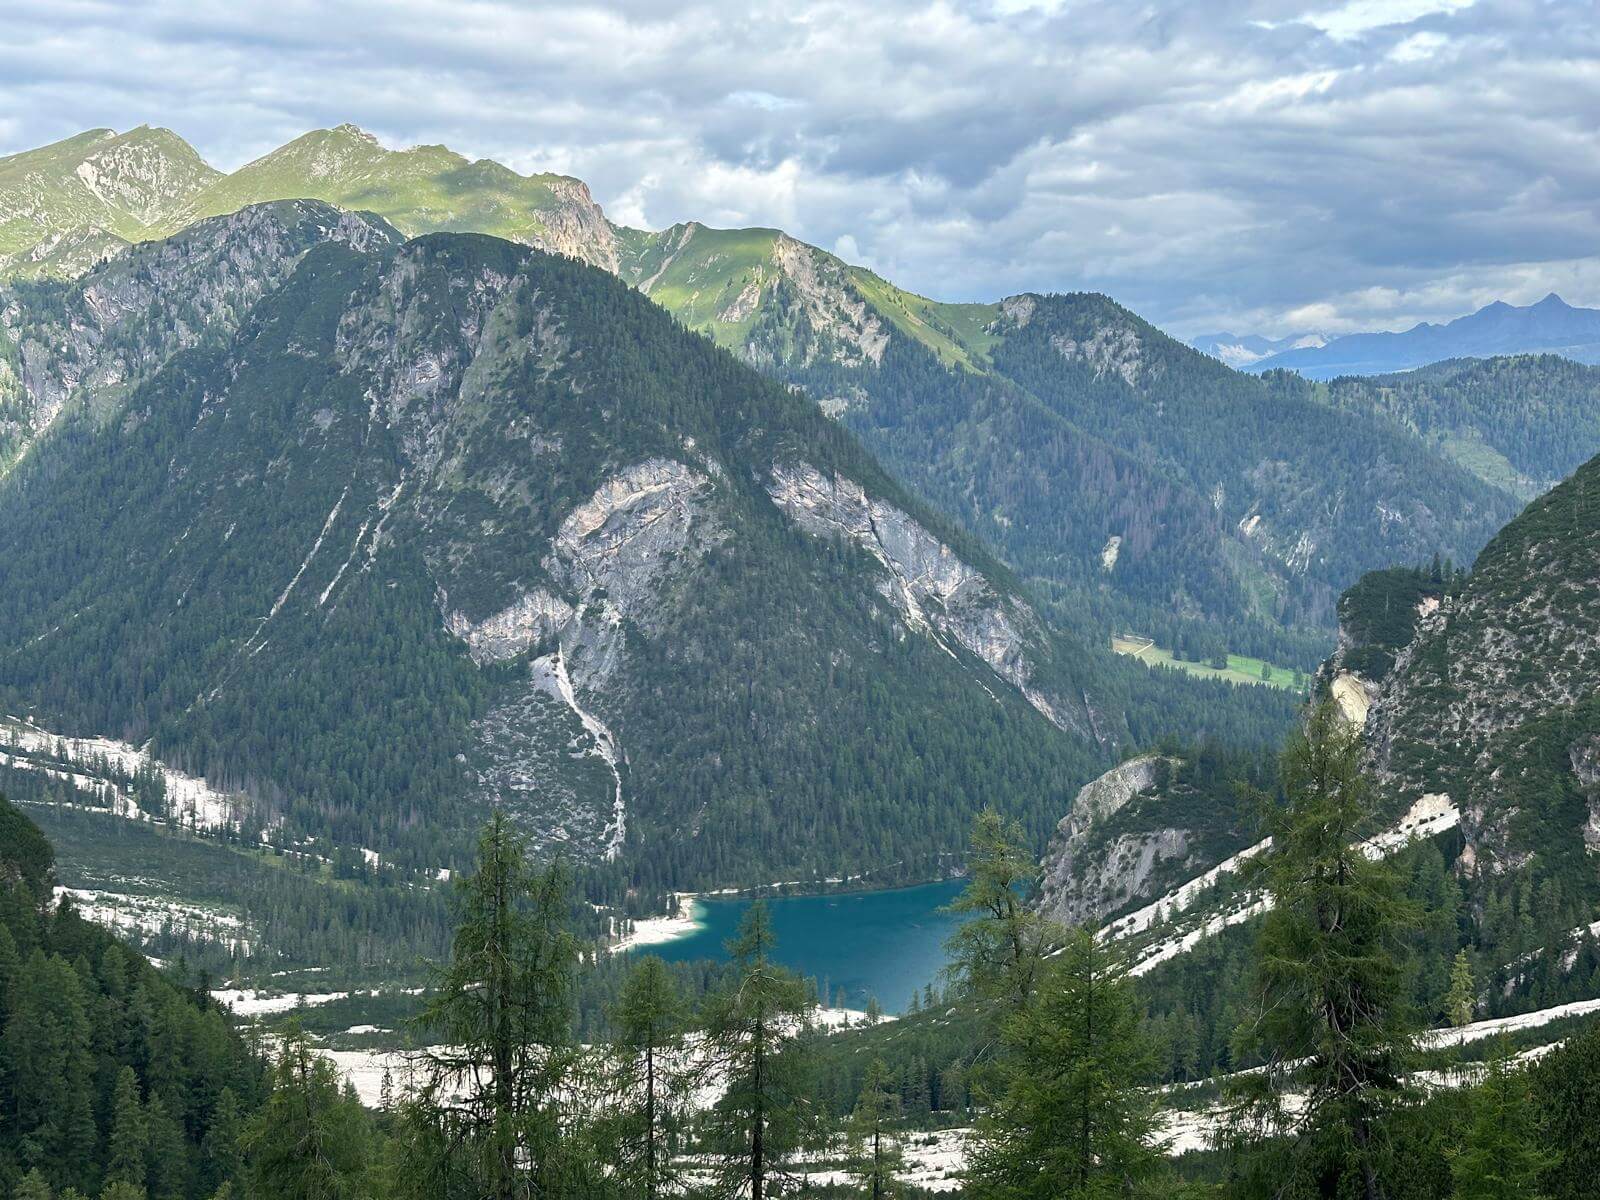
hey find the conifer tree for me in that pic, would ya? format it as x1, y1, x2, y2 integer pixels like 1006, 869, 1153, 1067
2, 950, 97, 1189
603, 955, 690, 1200
0, 922, 17, 1015
199, 1087, 243, 1198
846, 1058, 903, 1200
1448, 950, 1476, 1029
945, 809, 1058, 1014
1453, 1037, 1554, 1200
105, 1067, 148, 1190
1228, 701, 1420, 1200
965, 928, 1157, 1200
144, 1094, 188, 1200
1530, 1022, 1600, 1200
395, 812, 585, 1200
697, 902, 818, 1200
13, 1169, 51, 1200
938, 1062, 966, 1115
240, 1025, 371, 1200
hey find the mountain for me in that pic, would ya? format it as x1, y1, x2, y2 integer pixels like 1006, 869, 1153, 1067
158, 123, 623, 272
1249, 294, 1600, 378
1026, 451, 1600, 1084
0, 124, 1532, 670
1319, 354, 1600, 499
0, 126, 218, 278
1190, 329, 1326, 368
614, 228, 1524, 656
0, 203, 1123, 891
1051, 449, 1600, 987
0, 198, 395, 469
1340, 452, 1600, 893
985, 296, 1519, 619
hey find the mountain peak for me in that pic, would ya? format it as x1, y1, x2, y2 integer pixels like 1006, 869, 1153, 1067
329, 122, 380, 145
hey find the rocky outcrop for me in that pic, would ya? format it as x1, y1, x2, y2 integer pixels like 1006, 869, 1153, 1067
1051, 323, 1147, 386
547, 459, 721, 627
529, 177, 622, 274
1574, 736, 1600, 855
1, 200, 398, 464
995, 294, 1036, 329
445, 589, 573, 665
1037, 755, 1188, 927
766, 460, 1088, 735
1330, 671, 1377, 727
743, 238, 888, 369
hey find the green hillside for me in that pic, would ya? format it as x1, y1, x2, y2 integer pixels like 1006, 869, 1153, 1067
0, 126, 217, 277
158, 124, 621, 270
0, 211, 1120, 894
1319, 354, 1600, 498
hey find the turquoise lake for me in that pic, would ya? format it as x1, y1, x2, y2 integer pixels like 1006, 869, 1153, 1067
647, 878, 967, 1013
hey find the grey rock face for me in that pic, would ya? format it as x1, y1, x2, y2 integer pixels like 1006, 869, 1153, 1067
0, 200, 398, 466
1036, 755, 1193, 926
766, 460, 1087, 735
1574, 736, 1600, 855
1051, 323, 1148, 386
441, 459, 722, 859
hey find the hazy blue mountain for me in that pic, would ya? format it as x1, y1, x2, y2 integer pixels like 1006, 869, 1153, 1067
1249, 294, 1600, 378
1189, 329, 1326, 368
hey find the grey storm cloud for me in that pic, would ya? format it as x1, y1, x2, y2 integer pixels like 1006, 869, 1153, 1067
0, 0, 1595, 337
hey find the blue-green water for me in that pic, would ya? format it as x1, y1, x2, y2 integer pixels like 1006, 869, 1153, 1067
647, 879, 966, 1014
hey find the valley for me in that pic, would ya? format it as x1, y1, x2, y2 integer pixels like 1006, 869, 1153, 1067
1110, 635, 1304, 691
2, 84, 1600, 1200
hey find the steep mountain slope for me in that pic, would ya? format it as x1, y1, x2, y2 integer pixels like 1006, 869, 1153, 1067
0, 199, 397, 468
1251, 293, 1600, 378
1318, 355, 1600, 499
1035, 746, 1274, 928
0, 126, 218, 278
1351, 453, 1600, 889
979, 294, 1520, 630
159, 124, 622, 272
1039, 452, 1600, 979
0, 208, 1117, 890
645, 244, 1522, 655
619, 222, 998, 371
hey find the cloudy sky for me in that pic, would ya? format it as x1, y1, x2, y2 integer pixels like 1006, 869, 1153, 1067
3, 0, 1595, 337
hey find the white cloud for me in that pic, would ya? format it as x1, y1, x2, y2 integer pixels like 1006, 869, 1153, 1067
1301, 0, 1476, 40
0, 0, 1593, 337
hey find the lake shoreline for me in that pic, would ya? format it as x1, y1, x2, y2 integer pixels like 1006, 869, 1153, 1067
615, 878, 970, 1013
611, 870, 970, 954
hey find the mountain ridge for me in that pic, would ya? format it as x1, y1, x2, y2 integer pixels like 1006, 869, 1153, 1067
2, 122, 1570, 679
1246, 293, 1600, 378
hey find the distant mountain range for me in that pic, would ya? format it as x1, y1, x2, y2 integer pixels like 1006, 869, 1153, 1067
1188, 330, 1327, 369
1215, 294, 1600, 378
